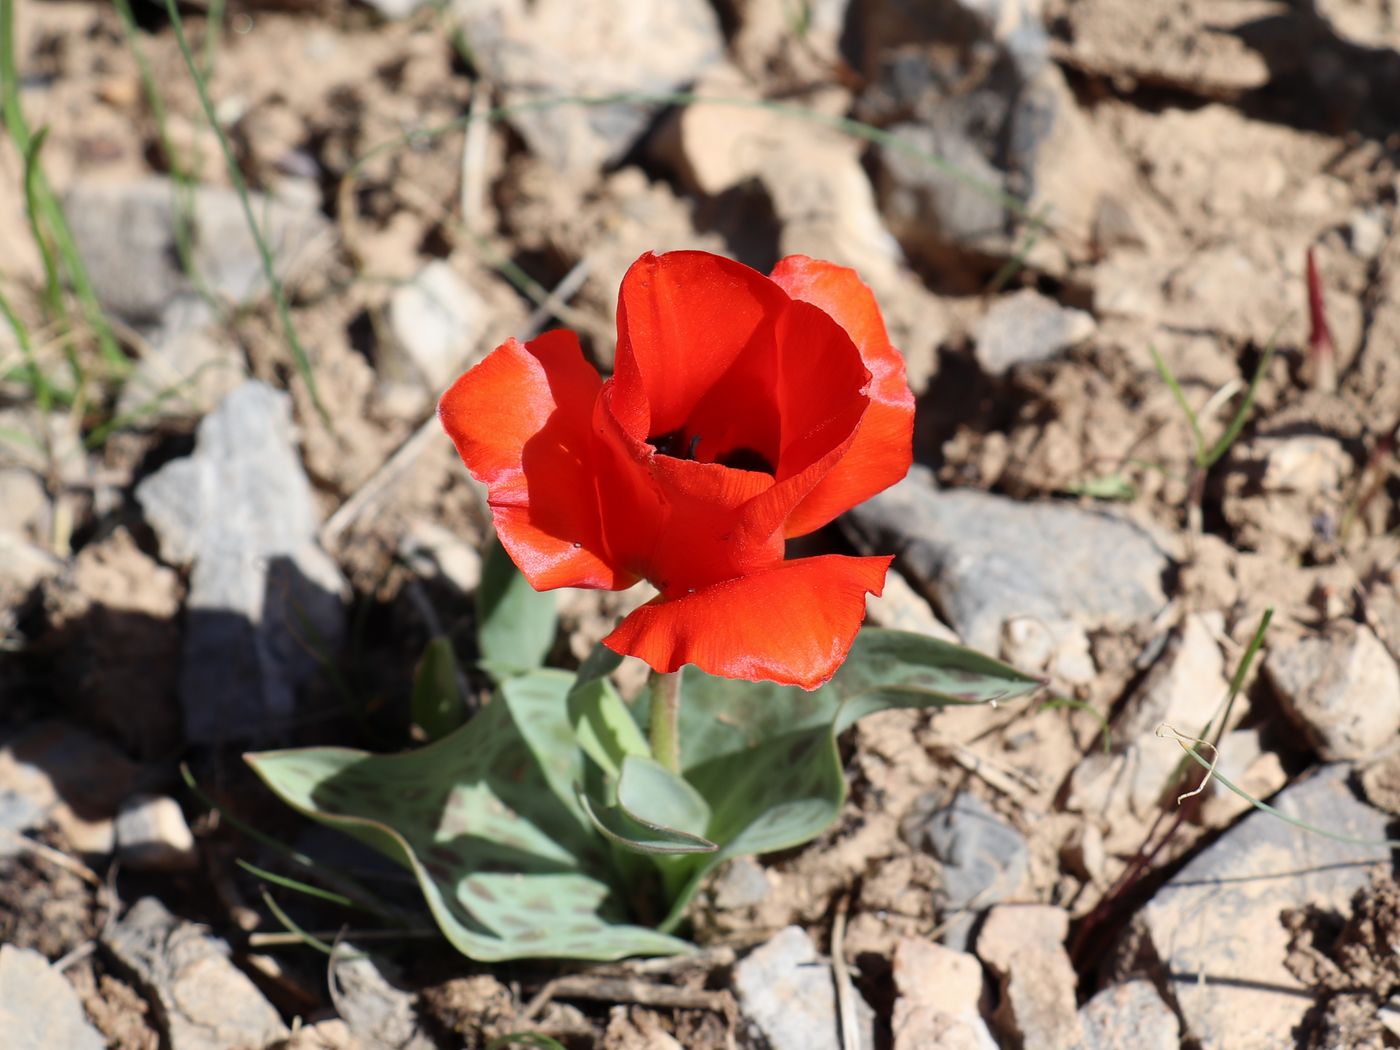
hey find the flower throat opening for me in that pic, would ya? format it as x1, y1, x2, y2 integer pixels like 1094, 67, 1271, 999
649, 428, 775, 476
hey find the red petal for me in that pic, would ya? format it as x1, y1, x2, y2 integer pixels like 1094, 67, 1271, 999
610, 251, 790, 443
602, 555, 893, 689
770, 256, 915, 537
438, 331, 635, 590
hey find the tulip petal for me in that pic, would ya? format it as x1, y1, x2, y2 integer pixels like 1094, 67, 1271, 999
611, 251, 789, 443
602, 555, 893, 689
438, 331, 635, 590
770, 256, 915, 537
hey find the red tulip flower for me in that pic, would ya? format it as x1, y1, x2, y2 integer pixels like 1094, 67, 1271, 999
439, 251, 914, 689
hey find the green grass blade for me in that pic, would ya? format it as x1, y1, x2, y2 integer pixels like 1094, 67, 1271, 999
0, 283, 56, 412
1148, 343, 1205, 461
1, 0, 123, 371
1200, 322, 1286, 469
160, 0, 327, 422
236, 859, 359, 909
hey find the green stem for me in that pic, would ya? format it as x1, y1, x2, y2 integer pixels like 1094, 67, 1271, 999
649, 671, 682, 774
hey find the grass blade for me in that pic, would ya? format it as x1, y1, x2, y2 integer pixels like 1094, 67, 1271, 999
1200, 321, 1286, 469
160, 0, 327, 422
1148, 343, 1205, 460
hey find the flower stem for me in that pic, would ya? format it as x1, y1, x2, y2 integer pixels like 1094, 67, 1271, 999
649, 671, 682, 774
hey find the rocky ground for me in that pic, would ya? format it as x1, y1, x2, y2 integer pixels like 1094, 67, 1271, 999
2, 0, 1399, 1047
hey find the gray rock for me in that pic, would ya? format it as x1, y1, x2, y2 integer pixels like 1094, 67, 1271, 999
330, 951, 434, 1050
0, 468, 46, 536
903, 791, 1029, 925
1264, 623, 1400, 761
1137, 764, 1392, 1049
104, 897, 287, 1050
710, 856, 771, 910
0, 530, 62, 607
855, 0, 1116, 271
734, 926, 876, 1050
387, 261, 489, 393
849, 469, 1171, 653
136, 381, 348, 743
974, 289, 1096, 375
977, 905, 1082, 1049
455, 0, 723, 174
115, 795, 199, 872
65, 178, 332, 327
114, 307, 248, 423
1074, 980, 1179, 1050
0, 945, 106, 1050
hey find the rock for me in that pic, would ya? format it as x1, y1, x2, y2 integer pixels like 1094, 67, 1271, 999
1112, 614, 1230, 817
1137, 764, 1392, 1049
891, 938, 997, 1050
1222, 435, 1352, 556
329, 952, 434, 1050
115, 795, 199, 872
1197, 727, 1289, 827
104, 897, 288, 1050
114, 316, 248, 424
733, 926, 876, 1050
1047, 0, 1275, 97
454, 0, 723, 174
1360, 748, 1400, 815
977, 905, 1082, 1049
848, 468, 1171, 654
1349, 207, 1387, 260
973, 289, 1096, 376
0, 722, 140, 856
136, 381, 348, 744
855, 0, 1134, 275
277, 1019, 367, 1049
1075, 980, 1179, 1050
0, 531, 62, 615
0, 468, 46, 536
709, 856, 771, 910
65, 178, 332, 327
903, 791, 1030, 919
865, 569, 960, 643
387, 261, 490, 394
0, 945, 106, 1050
399, 521, 483, 595
1264, 623, 1400, 761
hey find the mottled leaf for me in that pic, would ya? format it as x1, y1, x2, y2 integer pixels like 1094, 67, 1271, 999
411, 637, 466, 741
476, 537, 557, 676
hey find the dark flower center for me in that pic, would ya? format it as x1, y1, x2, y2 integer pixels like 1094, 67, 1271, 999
648, 428, 775, 476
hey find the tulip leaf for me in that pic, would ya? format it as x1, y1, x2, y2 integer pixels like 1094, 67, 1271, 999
566, 646, 649, 779
410, 637, 466, 741
476, 537, 557, 677
830, 628, 1045, 732
246, 678, 688, 961
648, 627, 1043, 929
578, 755, 716, 856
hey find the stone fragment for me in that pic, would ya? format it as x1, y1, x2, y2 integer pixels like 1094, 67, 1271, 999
330, 952, 434, 1050
733, 926, 876, 1050
1047, 0, 1276, 96
0, 945, 106, 1050
104, 897, 288, 1050
0, 531, 62, 612
855, 0, 1134, 275
136, 381, 348, 743
1264, 623, 1400, 761
65, 178, 332, 327
891, 938, 997, 1050
0, 468, 46, 536
0, 722, 139, 856
1113, 614, 1230, 817
903, 791, 1029, 918
399, 521, 483, 595
977, 905, 1082, 1049
709, 856, 771, 911
1075, 980, 1179, 1050
864, 569, 959, 643
277, 1019, 367, 1049
1137, 765, 1391, 1049
387, 261, 490, 394
973, 289, 1096, 376
455, 0, 723, 174
848, 468, 1170, 653
115, 795, 199, 872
